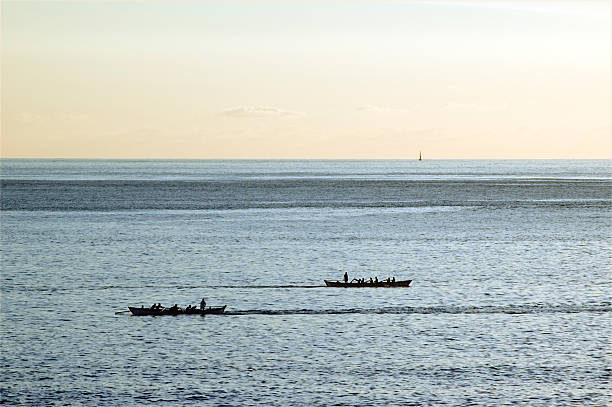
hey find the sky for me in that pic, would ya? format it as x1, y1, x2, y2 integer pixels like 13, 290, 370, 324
1, 1, 610, 159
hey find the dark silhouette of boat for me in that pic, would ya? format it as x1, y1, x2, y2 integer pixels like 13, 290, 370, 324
324, 279, 412, 288
128, 305, 226, 316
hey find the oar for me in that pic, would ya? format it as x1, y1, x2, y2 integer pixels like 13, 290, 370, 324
115, 310, 131, 315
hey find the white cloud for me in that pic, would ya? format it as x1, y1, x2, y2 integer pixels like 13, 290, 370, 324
17, 112, 44, 123
219, 106, 305, 118
444, 103, 507, 111
355, 105, 416, 113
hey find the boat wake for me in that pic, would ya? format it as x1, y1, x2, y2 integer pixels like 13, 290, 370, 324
225, 303, 612, 316
192, 285, 326, 289
11, 284, 328, 292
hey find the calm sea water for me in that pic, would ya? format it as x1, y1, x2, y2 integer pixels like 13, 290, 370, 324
1, 159, 611, 406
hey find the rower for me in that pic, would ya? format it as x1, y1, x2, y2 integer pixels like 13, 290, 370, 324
200, 297, 206, 310
343, 272, 348, 283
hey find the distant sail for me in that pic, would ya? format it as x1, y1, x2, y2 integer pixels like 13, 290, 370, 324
419, 152, 422, 161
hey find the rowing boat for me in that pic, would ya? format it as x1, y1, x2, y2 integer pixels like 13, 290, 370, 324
324, 279, 412, 288
128, 305, 226, 316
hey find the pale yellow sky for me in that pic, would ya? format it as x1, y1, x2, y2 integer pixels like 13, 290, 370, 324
1, 1, 610, 159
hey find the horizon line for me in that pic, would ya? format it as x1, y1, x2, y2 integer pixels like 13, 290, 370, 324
1, 157, 610, 161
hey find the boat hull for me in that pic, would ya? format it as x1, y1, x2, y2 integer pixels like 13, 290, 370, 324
324, 279, 412, 288
128, 305, 226, 316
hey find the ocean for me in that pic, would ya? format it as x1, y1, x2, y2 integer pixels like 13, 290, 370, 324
1, 159, 610, 406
